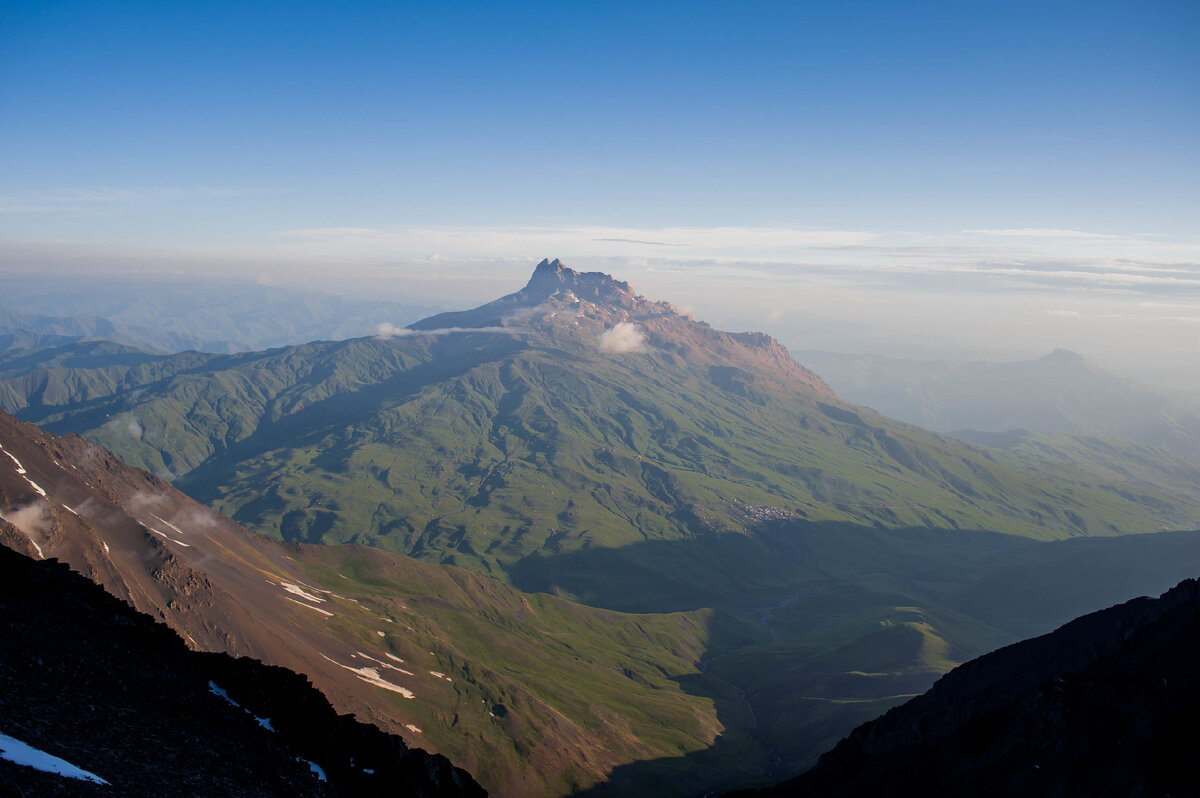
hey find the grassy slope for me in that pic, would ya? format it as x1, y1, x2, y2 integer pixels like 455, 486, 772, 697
2, 333, 1196, 605
3, 291, 1200, 792
286, 544, 734, 797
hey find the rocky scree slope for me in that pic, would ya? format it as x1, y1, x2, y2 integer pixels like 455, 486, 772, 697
0, 408, 723, 798
0, 544, 483, 797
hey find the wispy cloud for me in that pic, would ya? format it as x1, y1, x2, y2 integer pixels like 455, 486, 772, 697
0, 186, 248, 214
593, 237, 687, 247
278, 225, 880, 260
962, 228, 1133, 240
374, 322, 521, 338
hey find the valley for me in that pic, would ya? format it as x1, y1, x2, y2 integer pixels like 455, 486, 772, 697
2, 262, 1198, 795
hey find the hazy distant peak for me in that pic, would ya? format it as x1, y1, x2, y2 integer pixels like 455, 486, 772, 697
1040, 348, 1087, 363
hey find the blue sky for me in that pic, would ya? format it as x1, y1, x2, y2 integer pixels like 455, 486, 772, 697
1, 1, 1198, 382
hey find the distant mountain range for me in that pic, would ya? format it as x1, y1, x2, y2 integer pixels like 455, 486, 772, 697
0, 276, 443, 354
2, 260, 1199, 794
796, 348, 1200, 458
1, 261, 1196, 602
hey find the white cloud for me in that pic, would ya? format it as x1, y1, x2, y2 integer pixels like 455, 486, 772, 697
374, 322, 519, 339
598, 322, 647, 354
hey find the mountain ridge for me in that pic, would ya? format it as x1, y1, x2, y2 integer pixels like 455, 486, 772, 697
0, 261, 1197, 597
0, 544, 484, 797
736, 575, 1200, 797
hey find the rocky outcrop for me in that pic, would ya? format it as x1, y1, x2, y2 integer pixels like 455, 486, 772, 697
0, 544, 485, 796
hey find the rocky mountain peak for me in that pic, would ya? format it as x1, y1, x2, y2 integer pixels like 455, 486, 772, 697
522, 258, 636, 306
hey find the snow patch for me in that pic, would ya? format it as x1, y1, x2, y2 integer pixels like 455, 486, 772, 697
430, 671, 453, 682
354, 652, 415, 677
255, 716, 275, 732
301, 759, 327, 782
284, 597, 334, 617
377, 630, 385, 637
149, 514, 185, 536
147, 527, 190, 547
404, 723, 423, 734
62, 505, 79, 516
0, 732, 109, 785
209, 681, 241, 708
1, 446, 27, 474
319, 653, 416, 698
278, 581, 325, 603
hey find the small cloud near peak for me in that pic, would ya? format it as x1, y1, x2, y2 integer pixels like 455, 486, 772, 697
598, 322, 647, 354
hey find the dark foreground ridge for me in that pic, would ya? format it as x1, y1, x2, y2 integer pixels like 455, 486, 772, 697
0, 545, 486, 797
733, 577, 1200, 797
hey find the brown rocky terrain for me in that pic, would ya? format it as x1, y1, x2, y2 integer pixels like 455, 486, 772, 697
0, 544, 483, 797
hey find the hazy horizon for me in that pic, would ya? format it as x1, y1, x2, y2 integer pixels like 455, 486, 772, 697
2, 1, 1196, 388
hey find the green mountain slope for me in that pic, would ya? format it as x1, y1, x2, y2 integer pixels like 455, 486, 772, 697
2, 261, 1198, 611
0, 408, 731, 797
9, 411, 1198, 795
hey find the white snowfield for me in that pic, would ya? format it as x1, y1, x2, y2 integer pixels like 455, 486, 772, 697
0, 731, 110, 785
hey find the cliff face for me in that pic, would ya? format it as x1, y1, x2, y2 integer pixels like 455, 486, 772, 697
0, 544, 485, 797
738, 577, 1200, 798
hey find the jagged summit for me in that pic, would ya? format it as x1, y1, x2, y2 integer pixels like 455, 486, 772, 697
407, 258, 831, 391
523, 258, 636, 305
408, 258, 637, 330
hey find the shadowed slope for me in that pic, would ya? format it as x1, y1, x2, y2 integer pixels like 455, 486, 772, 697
735, 576, 1200, 797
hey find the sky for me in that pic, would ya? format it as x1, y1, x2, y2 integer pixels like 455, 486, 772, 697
1, 1, 1197, 386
